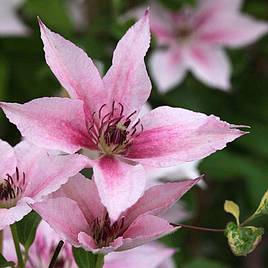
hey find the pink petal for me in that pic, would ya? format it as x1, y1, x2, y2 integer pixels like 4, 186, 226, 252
78, 232, 123, 254
149, 48, 187, 93
120, 215, 178, 250
92, 156, 146, 222
23, 153, 88, 201
185, 46, 231, 90
126, 5, 174, 44
124, 179, 200, 226
38, 19, 105, 118
198, 14, 268, 48
104, 243, 175, 268
126, 106, 246, 166
0, 201, 32, 230
32, 197, 88, 246
0, 0, 29, 36
0, 97, 92, 153
103, 11, 151, 116
0, 139, 16, 177
52, 173, 105, 224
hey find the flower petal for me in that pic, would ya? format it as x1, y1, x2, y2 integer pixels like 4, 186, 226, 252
0, 139, 16, 177
126, 106, 246, 166
32, 197, 88, 246
149, 48, 187, 93
23, 153, 88, 201
0, 97, 92, 153
92, 156, 146, 222
52, 173, 105, 224
124, 179, 200, 226
120, 215, 178, 251
78, 232, 123, 254
198, 14, 268, 48
185, 46, 231, 90
103, 11, 151, 115
0, 201, 31, 230
104, 243, 175, 268
38, 19, 105, 117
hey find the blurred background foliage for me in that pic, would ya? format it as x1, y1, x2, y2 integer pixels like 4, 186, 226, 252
0, 0, 268, 267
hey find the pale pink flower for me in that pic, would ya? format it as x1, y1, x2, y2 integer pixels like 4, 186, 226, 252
33, 173, 200, 254
0, 139, 87, 230
3, 221, 75, 268
0, 11, 246, 221
3, 222, 175, 268
129, 1, 268, 92
104, 243, 175, 268
0, 0, 29, 36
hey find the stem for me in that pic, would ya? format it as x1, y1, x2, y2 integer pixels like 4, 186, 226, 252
48, 240, 64, 268
171, 223, 225, 233
10, 224, 24, 268
241, 215, 256, 227
0, 230, 3, 254
95, 254, 105, 268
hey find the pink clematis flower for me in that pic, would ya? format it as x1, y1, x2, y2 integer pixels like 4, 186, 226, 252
104, 242, 175, 268
3, 221, 175, 268
0, 139, 87, 230
33, 173, 200, 254
0, 0, 29, 36
129, 1, 268, 92
0, 11, 246, 221
3, 221, 75, 268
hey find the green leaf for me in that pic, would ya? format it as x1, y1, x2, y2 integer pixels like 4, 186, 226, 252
0, 253, 15, 268
72, 247, 98, 268
253, 190, 268, 218
224, 200, 240, 225
225, 222, 264, 256
183, 257, 226, 268
16, 211, 41, 251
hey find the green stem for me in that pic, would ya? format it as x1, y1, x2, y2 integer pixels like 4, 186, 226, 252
95, 254, 105, 268
0, 230, 3, 254
241, 215, 256, 227
10, 224, 24, 268
48, 240, 64, 268
171, 223, 225, 232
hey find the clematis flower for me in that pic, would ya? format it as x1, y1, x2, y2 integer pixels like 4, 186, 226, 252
3, 221, 175, 268
3, 221, 74, 268
104, 243, 175, 268
0, 139, 87, 230
33, 173, 200, 254
129, 1, 268, 92
0, 11, 246, 221
0, 0, 29, 36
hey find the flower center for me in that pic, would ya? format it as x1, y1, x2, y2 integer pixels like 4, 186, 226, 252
0, 168, 25, 209
91, 212, 125, 248
174, 9, 195, 42
88, 101, 143, 155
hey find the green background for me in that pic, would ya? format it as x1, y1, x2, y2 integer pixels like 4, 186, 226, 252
0, 0, 268, 267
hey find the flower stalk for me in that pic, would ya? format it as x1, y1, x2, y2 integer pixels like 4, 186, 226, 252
95, 254, 105, 268
10, 224, 24, 268
48, 240, 64, 268
171, 223, 225, 233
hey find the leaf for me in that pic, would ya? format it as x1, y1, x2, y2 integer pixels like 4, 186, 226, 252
16, 211, 41, 251
224, 200, 240, 225
0, 253, 15, 268
72, 247, 98, 268
225, 222, 264, 256
253, 190, 268, 218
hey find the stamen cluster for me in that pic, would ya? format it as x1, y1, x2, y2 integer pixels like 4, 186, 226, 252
91, 212, 125, 248
0, 168, 25, 209
88, 101, 143, 155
